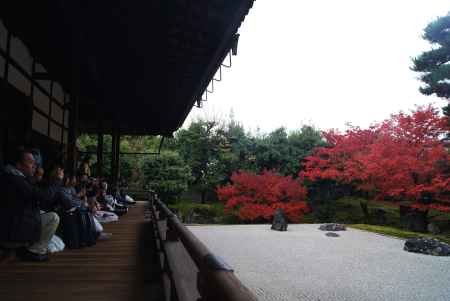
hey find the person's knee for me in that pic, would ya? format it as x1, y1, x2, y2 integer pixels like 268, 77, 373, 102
46, 212, 60, 227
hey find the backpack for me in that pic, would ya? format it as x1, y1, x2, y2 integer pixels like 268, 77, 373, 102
60, 210, 81, 249
77, 208, 97, 247
60, 208, 96, 249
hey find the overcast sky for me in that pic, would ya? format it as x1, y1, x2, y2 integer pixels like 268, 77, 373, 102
185, 0, 449, 133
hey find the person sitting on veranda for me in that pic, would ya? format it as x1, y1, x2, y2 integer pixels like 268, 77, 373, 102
59, 174, 83, 208
0, 148, 60, 262
70, 175, 88, 201
85, 180, 119, 224
61, 175, 112, 240
30, 166, 45, 185
39, 166, 76, 213
78, 158, 91, 178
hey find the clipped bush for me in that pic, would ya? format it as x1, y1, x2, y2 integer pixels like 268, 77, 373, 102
217, 170, 309, 223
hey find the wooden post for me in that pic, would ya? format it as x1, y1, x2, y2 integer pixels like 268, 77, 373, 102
67, 41, 81, 176
67, 95, 79, 175
111, 130, 117, 185
24, 59, 36, 146
116, 133, 121, 185
96, 131, 103, 178
111, 130, 121, 187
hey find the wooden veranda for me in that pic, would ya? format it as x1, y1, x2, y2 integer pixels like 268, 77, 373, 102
0, 202, 163, 301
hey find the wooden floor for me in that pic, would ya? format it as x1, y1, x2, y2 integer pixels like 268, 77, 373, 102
0, 202, 164, 301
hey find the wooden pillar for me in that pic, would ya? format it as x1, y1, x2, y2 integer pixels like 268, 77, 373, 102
0, 33, 11, 163
115, 133, 120, 186
96, 132, 103, 178
24, 60, 36, 146
68, 43, 81, 176
111, 130, 120, 187
111, 131, 117, 184
67, 95, 79, 175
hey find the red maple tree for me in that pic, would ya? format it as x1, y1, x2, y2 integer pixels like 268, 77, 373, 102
300, 105, 450, 211
217, 170, 309, 222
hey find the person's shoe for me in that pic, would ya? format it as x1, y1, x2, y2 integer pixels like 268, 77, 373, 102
16, 248, 49, 262
115, 201, 129, 208
66, 206, 78, 213
114, 203, 128, 209
97, 232, 112, 241
113, 207, 128, 216
124, 195, 136, 205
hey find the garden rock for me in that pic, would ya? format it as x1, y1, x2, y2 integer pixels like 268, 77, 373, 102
404, 237, 450, 256
325, 232, 340, 237
319, 223, 346, 231
271, 208, 288, 231
427, 223, 440, 235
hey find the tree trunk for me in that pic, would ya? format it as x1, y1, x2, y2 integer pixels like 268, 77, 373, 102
200, 190, 206, 204
360, 201, 370, 222
399, 202, 428, 232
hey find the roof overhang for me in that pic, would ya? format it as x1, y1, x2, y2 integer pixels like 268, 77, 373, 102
0, 0, 254, 136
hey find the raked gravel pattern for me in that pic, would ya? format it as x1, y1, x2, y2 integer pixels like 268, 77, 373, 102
188, 224, 450, 301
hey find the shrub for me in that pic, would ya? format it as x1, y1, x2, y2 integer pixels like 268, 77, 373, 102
217, 170, 309, 223
142, 151, 192, 203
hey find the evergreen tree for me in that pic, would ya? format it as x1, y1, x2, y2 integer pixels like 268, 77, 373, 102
175, 119, 225, 202
142, 151, 192, 203
412, 12, 450, 99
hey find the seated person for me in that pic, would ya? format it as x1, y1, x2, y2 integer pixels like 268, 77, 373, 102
78, 173, 89, 187
45, 171, 111, 241
100, 180, 130, 211
39, 166, 76, 212
114, 186, 135, 206
117, 178, 135, 205
60, 174, 83, 208
71, 176, 87, 201
86, 188, 119, 224
30, 166, 44, 185
84, 190, 113, 239
0, 148, 60, 262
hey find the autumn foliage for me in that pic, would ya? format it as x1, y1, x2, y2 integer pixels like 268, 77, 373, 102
300, 105, 450, 211
217, 170, 309, 222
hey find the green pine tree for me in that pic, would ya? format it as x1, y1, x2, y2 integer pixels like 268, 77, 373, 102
412, 12, 450, 99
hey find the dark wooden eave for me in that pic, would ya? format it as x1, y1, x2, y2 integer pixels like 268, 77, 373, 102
0, 0, 254, 136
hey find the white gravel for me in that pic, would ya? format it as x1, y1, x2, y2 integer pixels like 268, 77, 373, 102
188, 224, 450, 301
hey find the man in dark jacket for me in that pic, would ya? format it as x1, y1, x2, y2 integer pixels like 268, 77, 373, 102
0, 148, 59, 262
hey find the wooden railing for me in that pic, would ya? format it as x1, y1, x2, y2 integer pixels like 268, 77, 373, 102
149, 195, 258, 301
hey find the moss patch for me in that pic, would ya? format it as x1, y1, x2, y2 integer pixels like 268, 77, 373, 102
349, 224, 450, 244
169, 201, 239, 224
